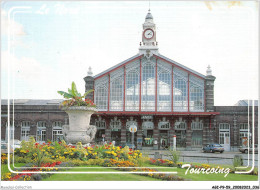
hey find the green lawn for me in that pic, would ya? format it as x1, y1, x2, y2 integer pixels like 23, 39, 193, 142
1, 163, 25, 174
2, 162, 258, 181
146, 166, 258, 181
43, 166, 161, 181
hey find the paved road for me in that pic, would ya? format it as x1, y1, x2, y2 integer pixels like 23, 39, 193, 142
141, 150, 258, 167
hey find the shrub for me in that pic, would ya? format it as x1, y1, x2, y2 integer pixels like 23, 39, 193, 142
14, 156, 32, 163
67, 159, 85, 166
233, 155, 243, 168
168, 148, 180, 164
31, 174, 42, 181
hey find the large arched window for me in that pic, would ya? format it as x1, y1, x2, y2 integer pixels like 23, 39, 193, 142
126, 61, 140, 111
110, 68, 124, 111
157, 63, 171, 111
141, 61, 155, 111
173, 67, 188, 111
95, 76, 108, 111
189, 75, 204, 111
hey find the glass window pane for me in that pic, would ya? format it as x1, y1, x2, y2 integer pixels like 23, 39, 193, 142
189, 75, 204, 112
173, 68, 188, 111
126, 68, 139, 111
158, 66, 171, 111
110, 69, 124, 111
141, 61, 155, 111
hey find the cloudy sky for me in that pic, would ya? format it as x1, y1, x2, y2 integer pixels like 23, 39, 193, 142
1, 1, 259, 106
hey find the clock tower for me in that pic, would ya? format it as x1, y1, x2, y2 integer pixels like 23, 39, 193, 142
139, 9, 159, 57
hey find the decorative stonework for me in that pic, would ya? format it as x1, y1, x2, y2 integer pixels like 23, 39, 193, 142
62, 106, 97, 144
126, 117, 138, 130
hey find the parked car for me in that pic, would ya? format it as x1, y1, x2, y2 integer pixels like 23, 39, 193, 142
1, 143, 15, 154
239, 144, 258, 154
119, 143, 136, 149
1, 140, 21, 154
202, 143, 224, 153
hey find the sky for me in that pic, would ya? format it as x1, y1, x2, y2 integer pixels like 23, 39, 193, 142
1, 1, 259, 106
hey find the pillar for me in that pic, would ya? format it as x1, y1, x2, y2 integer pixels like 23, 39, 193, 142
205, 73, 216, 112
137, 117, 142, 150
153, 117, 159, 150
186, 118, 192, 150
232, 115, 239, 151
30, 121, 37, 140
105, 117, 111, 142
202, 118, 209, 146
46, 122, 52, 142
14, 122, 21, 140
169, 117, 175, 148
83, 75, 94, 101
121, 118, 126, 144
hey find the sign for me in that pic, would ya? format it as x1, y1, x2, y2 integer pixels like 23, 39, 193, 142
242, 137, 248, 147
129, 124, 137, 133
141, 115, 153, 120
102, 134, 105, 138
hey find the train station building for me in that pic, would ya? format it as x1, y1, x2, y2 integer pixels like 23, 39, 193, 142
1, 11, 258, 151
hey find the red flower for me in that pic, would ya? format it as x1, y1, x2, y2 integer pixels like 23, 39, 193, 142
119, 146, 122, 148
128, 152, 132, 155
56, 161, 62, 165
109, 142, 112, 145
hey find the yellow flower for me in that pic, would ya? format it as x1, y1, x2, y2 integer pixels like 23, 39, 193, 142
70, 153, 74, 156
85, 153, 88, 156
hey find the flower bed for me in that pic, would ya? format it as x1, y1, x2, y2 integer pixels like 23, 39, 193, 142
1, 162, 61, 181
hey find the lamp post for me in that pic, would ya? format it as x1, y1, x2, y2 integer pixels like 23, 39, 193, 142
129, 124, 137, 151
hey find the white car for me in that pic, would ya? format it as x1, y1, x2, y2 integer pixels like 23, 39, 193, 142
1, 140, 21, 154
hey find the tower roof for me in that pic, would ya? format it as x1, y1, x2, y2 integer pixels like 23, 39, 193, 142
145, 11, 153, 20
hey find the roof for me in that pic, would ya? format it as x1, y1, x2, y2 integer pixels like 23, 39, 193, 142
234, 100, 258, 106
1, 99, 63, 106
93, 53, 206, 79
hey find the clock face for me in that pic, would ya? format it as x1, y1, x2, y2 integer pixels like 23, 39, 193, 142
144, 29, 154, 39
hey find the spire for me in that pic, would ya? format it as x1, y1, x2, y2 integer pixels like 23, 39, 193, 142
87, 67, 93, 77
145, 10, 153, 20
206, 65, 212, 76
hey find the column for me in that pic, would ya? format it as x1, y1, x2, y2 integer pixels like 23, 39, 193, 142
105, 117, 111, 142
30, 121, 37, 140
83, 75, 94, 101
121, 118, 126, 144
46, 121, 52, 142
233, 115, 238, 151
203, 118, 209, 146
211, 118, 217, 143
186, 118, 192, 150
153, 117, 159, 150
205, 74, 216, 112
14, 122, 21, 140
169, 117, 175, 148
1, 120, 6, 140
137, 117, 143, 150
